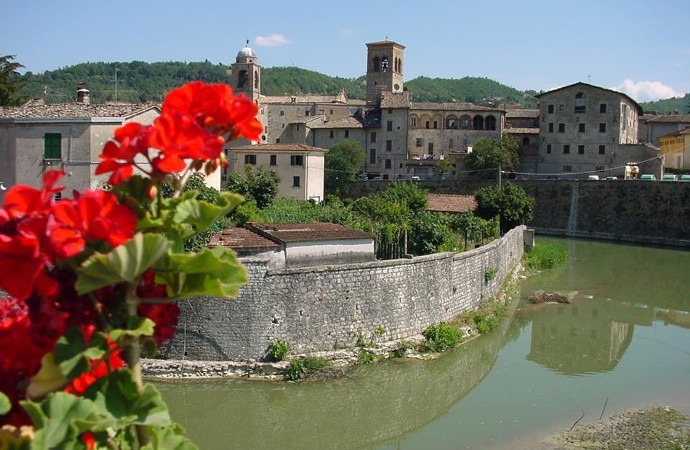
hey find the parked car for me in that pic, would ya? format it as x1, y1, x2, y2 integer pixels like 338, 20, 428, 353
662, 174, 677, 181
639, 174, 656, 181
587, 175, 600, 180
605, 176, 618, 180
680, 175, 690, 182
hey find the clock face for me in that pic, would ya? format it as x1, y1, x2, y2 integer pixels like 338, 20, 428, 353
394, 83, 400, 91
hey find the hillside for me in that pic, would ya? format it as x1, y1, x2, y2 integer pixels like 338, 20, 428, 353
16, 60, 688, 113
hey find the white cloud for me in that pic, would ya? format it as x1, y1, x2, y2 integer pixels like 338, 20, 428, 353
338, 28, 356, 35
255, 34, 291, 47
612, 79, 682, 102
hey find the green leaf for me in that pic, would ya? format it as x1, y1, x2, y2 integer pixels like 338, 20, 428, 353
172, 192, 243, 236
25, 353, 68, 400
0, 392, 10, 415
53, 327, 106, 380
144, 425, 199, 450
21, 393, 99, 449
108, 318, 155, 344
75, 232, 170, 294
157, 246, 247, 299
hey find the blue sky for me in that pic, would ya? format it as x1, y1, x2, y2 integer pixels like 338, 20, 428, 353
3, 0, 689, 102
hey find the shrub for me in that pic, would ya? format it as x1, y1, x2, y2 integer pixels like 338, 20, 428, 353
267, 339, 291, 361
284, 357, 331, 381
524, 241, 567, 269
421, 322, 463, 352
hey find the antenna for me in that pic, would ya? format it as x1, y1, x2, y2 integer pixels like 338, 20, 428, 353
112, 68, 122, 103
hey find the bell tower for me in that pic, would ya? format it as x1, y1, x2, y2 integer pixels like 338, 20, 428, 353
365, 40, 405, 107
232, 40, 260, 102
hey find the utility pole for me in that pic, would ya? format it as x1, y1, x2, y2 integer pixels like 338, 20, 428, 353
112, 68, 121, 103
498, 164, 502, 190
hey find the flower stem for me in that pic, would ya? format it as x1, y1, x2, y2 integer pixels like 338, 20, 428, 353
124, 285, 149, 446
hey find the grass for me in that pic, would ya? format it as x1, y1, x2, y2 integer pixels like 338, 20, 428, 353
284, 356, 332, 381
523, 241, 567, 270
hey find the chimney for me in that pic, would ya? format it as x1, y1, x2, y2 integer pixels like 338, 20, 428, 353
76, 82, 90, 104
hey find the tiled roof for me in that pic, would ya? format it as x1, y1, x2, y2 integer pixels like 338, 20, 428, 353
659, 128, 690, 138
644, 114, 690, 124
427, 194, 477, 213
259, 94, 364, 105
228, 143, 328, 153
247, 222, 373, 243
506, 109, 540, 118
0, 101, 159, 119
534, 82, 642, 114
207, 227, 279, 250
410, 102, 504, 112
380, 92, 411, 108
505, 127, 540, 134
310, 116, 364, 129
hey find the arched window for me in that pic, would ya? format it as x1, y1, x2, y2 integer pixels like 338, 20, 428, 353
372, 57, 380, 73
485, 115, 497, 131
522, 137, 530, 148
237, 70, 248, 89
446, 115, 458, 129
460, 115, 472, 130
254, 70, 259, 89
473, 115, 484, 130
381, 57, 389, 72
575, 92, 586, 113
410, 115, 419, 128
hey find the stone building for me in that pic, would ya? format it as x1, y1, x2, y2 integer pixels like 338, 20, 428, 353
0, 89, 160, 200
535, 82, 660, 178
658, 128, 690, 169
230, 40, 506, 181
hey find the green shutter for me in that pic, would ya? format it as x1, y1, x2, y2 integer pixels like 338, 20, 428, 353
44, 133, 62, 159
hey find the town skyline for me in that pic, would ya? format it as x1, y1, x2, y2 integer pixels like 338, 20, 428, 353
3, 0, 689, 103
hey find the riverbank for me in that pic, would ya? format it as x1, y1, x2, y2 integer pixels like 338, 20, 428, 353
546, 406, 690, 449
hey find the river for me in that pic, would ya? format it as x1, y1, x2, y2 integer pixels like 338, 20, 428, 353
157, 237, 690, 449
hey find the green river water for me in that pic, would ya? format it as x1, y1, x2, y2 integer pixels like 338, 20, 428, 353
158, 237, 690, 449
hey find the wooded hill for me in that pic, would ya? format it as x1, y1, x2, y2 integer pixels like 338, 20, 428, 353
16, 60, 688, 113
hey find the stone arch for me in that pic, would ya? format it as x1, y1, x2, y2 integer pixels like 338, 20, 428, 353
254, 70, 259, 89
446, 114, 458, 129
485, 115, 497, 131
409, 114, 419, 128
372, 57, 380, 73
460, 115, 472, 130
237, 70, 248, 89
473, 115, 484, 130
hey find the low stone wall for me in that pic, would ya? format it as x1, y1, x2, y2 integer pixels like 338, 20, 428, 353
158, 226, 525, 362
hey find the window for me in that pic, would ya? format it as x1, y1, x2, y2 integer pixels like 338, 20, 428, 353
385, 159, 392, 169
428, 142, 434, 154
292, 176, 300, 187
558, 123, 565, 133
244, 154, 256, 165
279, 110, 285, 116
344, 130, 349, 138
386, 140, 392, 152
425, 121, 430, 129
433, 121, 438, 129
290, 155, 304, 166
578, 145, 585, 155
599, 123, 606, 132
622, 104, 628, 130
329, 130, 334, 138
370, 132, 377, 143
548, 123, 554, 133
387, 120, 393, 131
270, 155, 277, 166
449, 138, 454, 148
330, 109, 333, 115
416, 138, 423, 147
563, 165, 572, 172
369, 148, 377, 164
578, 123, 586, 132
546, 144, 552, 154
574, 92, 585, 113
305, 109, 310, 116
44, 133, 61, 159
411, 117, 417, 127
595, 165, 605, 171
599, 145, 606, 155
547, 104, 554, 114
563, 145, 570, 154
600, 103, 607, 113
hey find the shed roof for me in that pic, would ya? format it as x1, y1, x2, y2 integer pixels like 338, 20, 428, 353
427, 194, 477, 213
246, 222, 373, 243
228, 143, 328, 153
207, 227, 279, 250
0, 101, 160, 120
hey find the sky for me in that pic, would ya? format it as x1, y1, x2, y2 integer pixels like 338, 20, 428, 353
3, 0, 689, 103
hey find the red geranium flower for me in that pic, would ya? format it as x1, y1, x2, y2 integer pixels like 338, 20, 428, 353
64, 326, 125, 396
95, 122, 152, 185
47, 189, 137, 259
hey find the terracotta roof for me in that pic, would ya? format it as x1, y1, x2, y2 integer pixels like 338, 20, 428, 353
246, 222, 373, 243
644, 114, 690, 124
505, 127, 540, 134
380, 92, 411, 108
535, 82, 642, 115
207, 227, 279, 250
410, 102, 504, 112
427, 194, 477, 213
259, 94, 364, 105
310, 116, 364, 129
659, 128, 690, 138
506, 109, 540, 118
228, 143, 328, 153
0, 102, 159, 120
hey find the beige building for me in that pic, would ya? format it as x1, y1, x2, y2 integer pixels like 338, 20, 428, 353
225, 143, 327, 202
659, 128, 690, 169
0, 90, 160, 200
535, 82, 660, 178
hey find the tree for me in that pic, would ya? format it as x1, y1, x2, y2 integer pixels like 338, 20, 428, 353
324, 139, 365, 192
224, 165, 280, 209
0, 54, 26, 106
473, 182, 534, 234
464, 135, 520, 176
433, 158, 455, 180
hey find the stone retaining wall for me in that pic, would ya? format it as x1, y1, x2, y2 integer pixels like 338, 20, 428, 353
158, 226, 525, 362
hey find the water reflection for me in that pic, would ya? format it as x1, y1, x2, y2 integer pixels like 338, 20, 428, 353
158, 238, 690, 450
